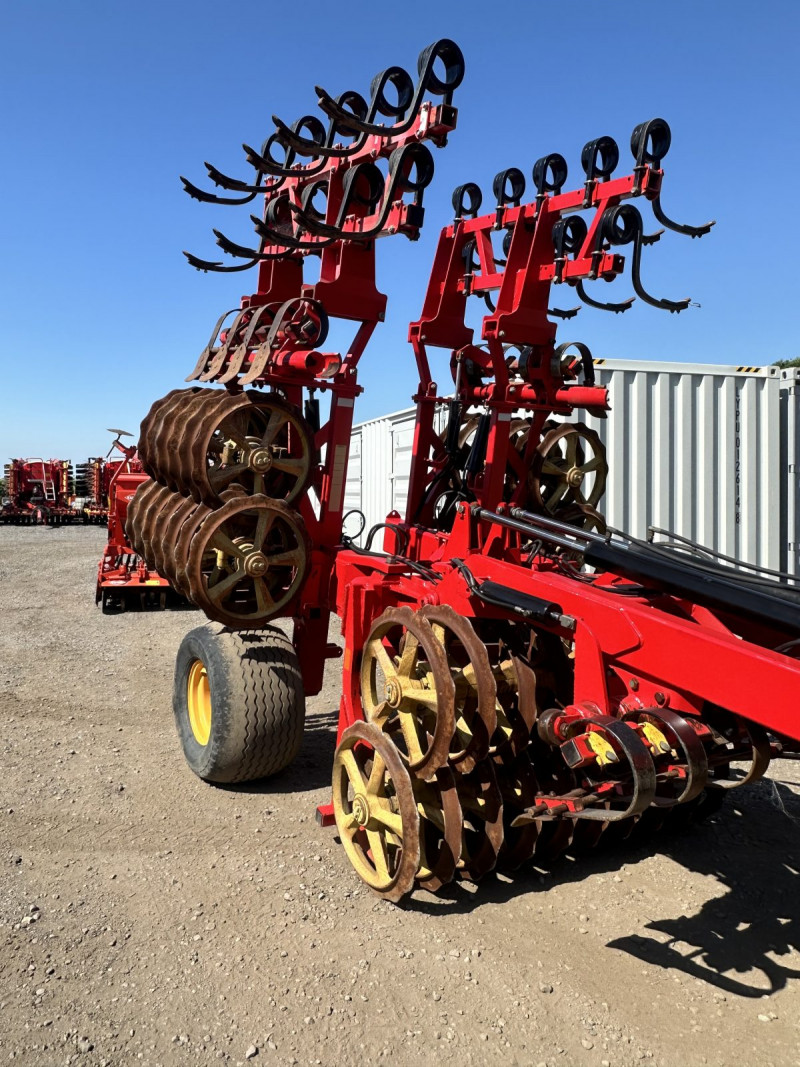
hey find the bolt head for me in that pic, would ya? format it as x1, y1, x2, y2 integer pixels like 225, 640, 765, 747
352, 794, 369, 826
243, 551, 268, 578
385, 678, 402, 708
248, 447, 273, 473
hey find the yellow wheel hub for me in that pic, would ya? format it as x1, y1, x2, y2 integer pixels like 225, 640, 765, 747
187, 659, 212, 746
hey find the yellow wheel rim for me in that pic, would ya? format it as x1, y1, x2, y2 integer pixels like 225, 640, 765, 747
187, 659, 212, 746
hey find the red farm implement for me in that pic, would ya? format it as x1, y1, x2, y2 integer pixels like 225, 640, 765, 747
1, 458, 74, 525
129, 40, 800, 903
95, 430, 176, 613
74, 455, 108, 524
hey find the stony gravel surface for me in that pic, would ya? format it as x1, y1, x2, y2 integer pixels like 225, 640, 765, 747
2, 525, 800, 1067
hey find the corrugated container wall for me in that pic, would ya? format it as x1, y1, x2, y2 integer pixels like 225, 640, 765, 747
348, 360, 798, 574
584, 361, 783, 571
781, 368, 800, 574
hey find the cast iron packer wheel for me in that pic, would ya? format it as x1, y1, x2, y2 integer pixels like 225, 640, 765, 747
173, 622, 305, 783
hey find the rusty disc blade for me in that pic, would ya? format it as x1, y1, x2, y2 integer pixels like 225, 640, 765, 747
419, 603, 497, 774
493, 750, 540, 870
414, 767, 463, 893
455, 758, 504, 882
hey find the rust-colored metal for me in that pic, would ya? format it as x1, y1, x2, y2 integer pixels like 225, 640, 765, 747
185, 494, 310, 627
183, 391, 315, 506
455, 758, 504, 882
494, 750, 540, 870
360, 606, 456, 781
414, 767, 464, 892
529, 422, 608, 515
419, 604, 497, 773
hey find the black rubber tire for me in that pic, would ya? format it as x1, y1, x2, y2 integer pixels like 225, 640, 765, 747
101, 590, 126, 614
173, 622, 305, 783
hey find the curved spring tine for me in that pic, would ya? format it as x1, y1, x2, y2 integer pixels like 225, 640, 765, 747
643, 708, 708, 806
199, 306, 254, 382
629, 231, 691, 313
213, 228, 303, 262
251, 214, 335, 252
651, 194, 716, 238
285, 202, 348, 240
570, 717, 657, 822
180, 175, 259, 206
243, 138, 340, 182
269, 160, 385, 247
270, 90, 370, 161
575, 280, 634, 314
707, 721, 771, 791
314, 38, 464, 139
315, 66, 414, 137
328, 142, 434, 243
269, 114, 327, 160
218, 302, 280, 385
271, 115, 362, 160
204, 161, 285, 195
241, 133, 314, 180
284, 160, 384, 241
553, 340, 595, 384
601, 204, 691, 313
183, 251, 261, 273
237, 297, 304, 386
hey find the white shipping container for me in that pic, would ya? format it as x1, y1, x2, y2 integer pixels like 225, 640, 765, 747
585, 360, 783, 572
348, 360, 797, 573
780, 368, 800, 575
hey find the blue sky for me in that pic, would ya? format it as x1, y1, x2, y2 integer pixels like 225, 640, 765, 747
1, 0, 798, 460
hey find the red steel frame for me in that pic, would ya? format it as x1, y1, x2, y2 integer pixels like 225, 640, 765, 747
175, 45, 798, 824
185, 58, 461, 694
320, 130, 800, 797
1, 458, 72, 522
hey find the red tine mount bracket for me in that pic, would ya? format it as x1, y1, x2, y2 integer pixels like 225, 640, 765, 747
180, 39, 465, 386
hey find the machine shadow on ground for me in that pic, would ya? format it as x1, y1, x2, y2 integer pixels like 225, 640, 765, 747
608, 779, 800, 998
232, 694, 800, 999
407, 779, 800, 998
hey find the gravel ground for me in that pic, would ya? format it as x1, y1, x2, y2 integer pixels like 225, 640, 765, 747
2, 525, 800, 1067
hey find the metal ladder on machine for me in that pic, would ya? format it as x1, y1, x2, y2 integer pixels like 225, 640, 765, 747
28, 459, 57, 503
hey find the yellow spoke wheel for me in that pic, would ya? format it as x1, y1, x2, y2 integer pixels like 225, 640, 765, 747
360, 606, 456, 780
332, 721, 420, 903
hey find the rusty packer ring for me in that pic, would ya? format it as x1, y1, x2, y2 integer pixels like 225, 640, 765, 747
125, 479, 162, 558
360, 606, 456, 781
455, 758, 504, 882
184, 495, 309, 627
419, 604, 497, 773
529, 422, 608, 514
182, 391, 315, 506
157, 389, 222, 493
